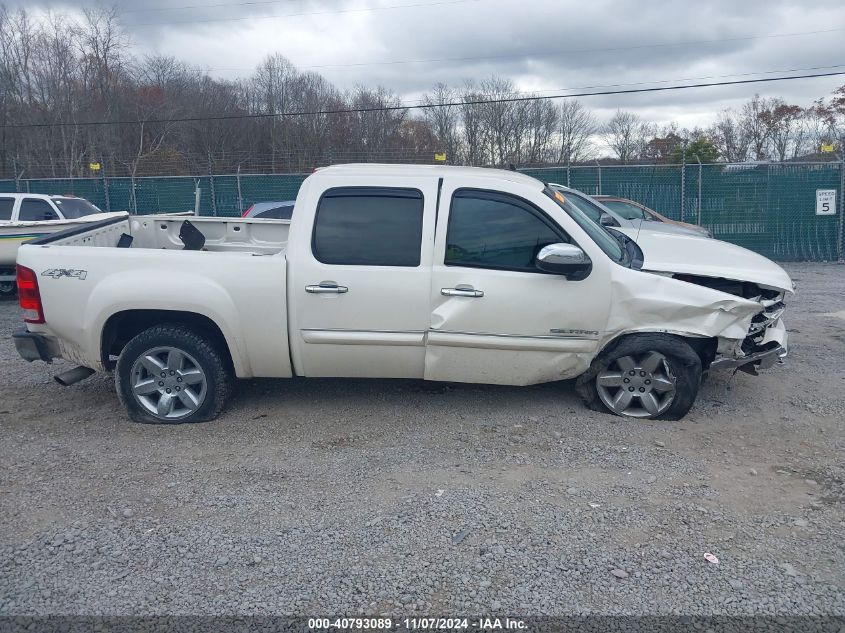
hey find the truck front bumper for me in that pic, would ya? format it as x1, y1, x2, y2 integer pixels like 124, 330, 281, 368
710, 317, 788, 373
13, 329, 56, 363
710, 343, 787, 372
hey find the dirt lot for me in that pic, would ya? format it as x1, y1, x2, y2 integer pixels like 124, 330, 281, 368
0, 263, 844, 617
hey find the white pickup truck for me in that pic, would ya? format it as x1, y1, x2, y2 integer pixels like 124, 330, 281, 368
0, 193, 124, 296
12, 164, 792, 424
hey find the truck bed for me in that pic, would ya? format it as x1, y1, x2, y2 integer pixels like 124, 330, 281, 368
41, 214, 290, 255
17, 213, 293, 379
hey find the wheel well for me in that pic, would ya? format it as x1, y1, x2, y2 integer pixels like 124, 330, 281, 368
101, 310, 233, 370
685, 336, 718, 371
600, 332, 717, 370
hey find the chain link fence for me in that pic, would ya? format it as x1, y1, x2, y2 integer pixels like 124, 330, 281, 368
1, 161, 843, 262
524, 161, 844, 262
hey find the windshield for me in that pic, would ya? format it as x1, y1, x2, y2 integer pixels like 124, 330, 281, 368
52, 197, 102, 219
563, 192, 604, 223
544, 188, 625, 264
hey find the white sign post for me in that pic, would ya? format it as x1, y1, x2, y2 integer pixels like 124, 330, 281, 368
816, 189, 836, 216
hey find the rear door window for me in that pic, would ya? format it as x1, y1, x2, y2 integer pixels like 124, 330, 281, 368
312, 187, 424, 266
0, 198, 14, 221
19, 198, 59, 221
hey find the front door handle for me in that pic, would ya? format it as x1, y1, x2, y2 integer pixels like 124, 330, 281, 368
441, 286, 484, 298
306, 283, 348, 294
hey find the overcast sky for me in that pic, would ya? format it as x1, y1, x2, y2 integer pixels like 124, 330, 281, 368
22, 0, 845, 128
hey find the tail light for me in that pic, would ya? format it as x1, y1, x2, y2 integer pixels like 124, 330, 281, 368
241, 205, 254, 218
17, 265, 44, 324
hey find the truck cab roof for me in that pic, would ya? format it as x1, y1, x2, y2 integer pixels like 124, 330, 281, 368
315, 163, 544, 188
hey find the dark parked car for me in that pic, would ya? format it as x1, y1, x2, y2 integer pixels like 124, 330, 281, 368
241, 201, 295, 220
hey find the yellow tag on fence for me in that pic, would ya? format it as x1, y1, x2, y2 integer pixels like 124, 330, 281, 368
434, 153, 447, 162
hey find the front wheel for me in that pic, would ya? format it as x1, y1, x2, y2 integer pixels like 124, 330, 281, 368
115, 324, 233, 424
577, 334, 702, 420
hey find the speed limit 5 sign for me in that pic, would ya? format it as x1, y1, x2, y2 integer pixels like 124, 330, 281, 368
816, 189, 836, 216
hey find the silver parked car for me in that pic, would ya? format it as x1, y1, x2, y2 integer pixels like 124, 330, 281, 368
549, 184, 709, 238
595, 195, 713, 238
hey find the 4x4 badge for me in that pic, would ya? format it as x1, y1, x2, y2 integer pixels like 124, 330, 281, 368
42, 268, 88, 280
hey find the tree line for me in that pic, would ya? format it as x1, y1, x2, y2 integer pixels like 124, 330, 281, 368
1, 6, 844, 179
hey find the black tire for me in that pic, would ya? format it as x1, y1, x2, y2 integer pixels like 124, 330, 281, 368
0, 282, 16, 298
576, 333, 702, 421
115, 324, 233, 424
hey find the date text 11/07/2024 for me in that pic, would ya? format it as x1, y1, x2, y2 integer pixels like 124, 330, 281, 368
308, 617, 528, 630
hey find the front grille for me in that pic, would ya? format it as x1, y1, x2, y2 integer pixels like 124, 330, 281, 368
747, 299, 785, 344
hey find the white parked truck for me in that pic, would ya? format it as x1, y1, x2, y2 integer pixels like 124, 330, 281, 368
0, 193, 125, 296
12, 165, 792, 423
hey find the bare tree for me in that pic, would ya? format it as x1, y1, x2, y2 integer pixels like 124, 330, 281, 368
348, 86, 407, 161
522, 98, 557, 164
556, 100, 595, 164
421, 82, 461, 163
805, 86, 845, 155
476, 76, 524, 165
4, 6, 845, 180
738, 94, 775, 161
603, 110, 643, 163
708, 109, 750, 163
460, 81, 484, 166
760, 100, 804, 161
252, 53, 299, 171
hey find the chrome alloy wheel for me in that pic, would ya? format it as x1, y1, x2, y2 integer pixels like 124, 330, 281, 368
130, 346, 208, 421
596, 351, 677, 418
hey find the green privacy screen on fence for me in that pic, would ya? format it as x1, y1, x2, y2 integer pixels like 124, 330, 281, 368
3, 163, 842, 262
523, 162, 844, 262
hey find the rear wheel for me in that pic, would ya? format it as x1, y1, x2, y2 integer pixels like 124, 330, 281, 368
577, 334, 701, 420
116, 324, 232, 424
0, 281, 16, 297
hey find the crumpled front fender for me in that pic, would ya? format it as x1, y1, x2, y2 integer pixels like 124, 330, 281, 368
603, 270, 762, 348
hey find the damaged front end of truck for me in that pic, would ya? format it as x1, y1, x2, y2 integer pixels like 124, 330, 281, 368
605, 264, 792, 377
672, 273, 789, 375
601, 227, 795, 376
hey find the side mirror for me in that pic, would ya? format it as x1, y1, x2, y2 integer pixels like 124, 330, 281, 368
600, 213, 620, 227
535, 243, 592, 280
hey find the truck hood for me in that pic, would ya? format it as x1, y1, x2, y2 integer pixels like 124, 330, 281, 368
616, 228, 793, 292
623, 217, 706, 238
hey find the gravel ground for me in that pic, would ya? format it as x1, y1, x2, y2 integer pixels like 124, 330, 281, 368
0, 262, 843, 618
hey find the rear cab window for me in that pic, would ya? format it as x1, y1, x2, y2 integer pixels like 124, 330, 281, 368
312, 187, 424, 266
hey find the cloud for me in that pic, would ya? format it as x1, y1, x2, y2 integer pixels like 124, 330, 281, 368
17, 0, 845, 127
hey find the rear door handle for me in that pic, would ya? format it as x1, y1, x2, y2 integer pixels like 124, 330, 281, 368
441, 286, 484, 298
306, 283, 348, 294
